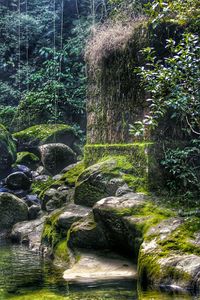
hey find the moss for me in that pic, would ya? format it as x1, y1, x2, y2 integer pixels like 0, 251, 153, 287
16, 151, 40, 168
58, 161, 85, 186
13, 124, 75, 143
54, 238, 69, 262
31, 178, 56, 196
84, 143, 152, 168
158, 217, 200, 256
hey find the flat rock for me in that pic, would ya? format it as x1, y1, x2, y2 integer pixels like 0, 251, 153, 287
63, 251, 137, 283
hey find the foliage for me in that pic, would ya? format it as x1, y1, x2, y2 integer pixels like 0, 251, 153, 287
146, 0, 200, 30
161, 140, 200, 197
133, 33, 200, 137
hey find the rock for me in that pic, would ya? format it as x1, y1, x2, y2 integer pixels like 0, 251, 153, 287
36, 166, 46, 175
115, 183, 133, 197
25, 194, 41, 206
16, 152, 40, 170
63, 250, 137, 283
28, 205, 41, 220
12, 189, 28, 198
57, 204, 91, 230
11, 216, 46, 252
0, 193, 28, 230
68, 214, 109, 250
34, 175, 50, 182
138, 217, 200, 291
5, 172, 32, 190
39, 143, 76, 175
42, 187, 69, 212
93, 193, 147, 256
0, 187, 11, 193
0, 124, 16, 178
13, 124, 79, 154
74, 158, 128, 207
12, 164, 32, 179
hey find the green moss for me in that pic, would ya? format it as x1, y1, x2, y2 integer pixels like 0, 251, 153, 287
16, 151, 40, 168
84, 143, 152, 168
159, 217, 200, 256
13, 124, 75, 143
59, 161, 85, 186
54, 238, 69, 262
31, 178, 56, 196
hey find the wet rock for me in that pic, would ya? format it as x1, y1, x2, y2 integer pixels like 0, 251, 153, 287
11, 216, 46, 252
5, 172, 32, 190
39, 143, 76, 175
0, 193, 28, 230
34, 175, 50, 182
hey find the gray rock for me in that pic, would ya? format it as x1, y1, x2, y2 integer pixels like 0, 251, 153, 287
11, 216, 46, 252
68, 214, 109, 250
6, 172, 32, 190
28, 205, 41, 220
92, 193, 147, 256
57, 204, 91, 230
115, 184, 133, 197
39, 143, 77, 175
42, 187, 69, 212
0, 193, 28, 230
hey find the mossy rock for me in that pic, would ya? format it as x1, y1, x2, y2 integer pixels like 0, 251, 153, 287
16, 151, 40, 170
74, 156, 146, 207
0, 124, 16, 174
0, 193, 28, 230
138, 216, 200, 291
13, 124, 79, 154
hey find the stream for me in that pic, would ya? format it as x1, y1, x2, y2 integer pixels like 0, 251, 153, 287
0, 240, 199, 300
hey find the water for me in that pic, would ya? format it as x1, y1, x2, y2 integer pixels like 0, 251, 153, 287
0, 241, 199, 300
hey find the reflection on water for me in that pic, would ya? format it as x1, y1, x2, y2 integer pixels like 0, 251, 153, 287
0, 240, 200, 300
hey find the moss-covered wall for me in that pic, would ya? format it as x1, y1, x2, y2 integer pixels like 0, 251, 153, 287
84, 143, 164, 192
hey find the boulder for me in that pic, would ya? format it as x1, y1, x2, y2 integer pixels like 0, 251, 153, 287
39, 143, 76, 175
42, 187, 69, 212
13, 124, 79, 154
5, 171, 32, 190
0, 124, 16, 178
0, 193, 28, 230
93, 193, 147, 256
74, 158, 127, 207
138, 217, 200, 291
11, 216, 46, 252
68, 214, 109, 250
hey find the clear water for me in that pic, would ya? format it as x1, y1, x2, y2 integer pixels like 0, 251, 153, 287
0, 240, 199, 300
